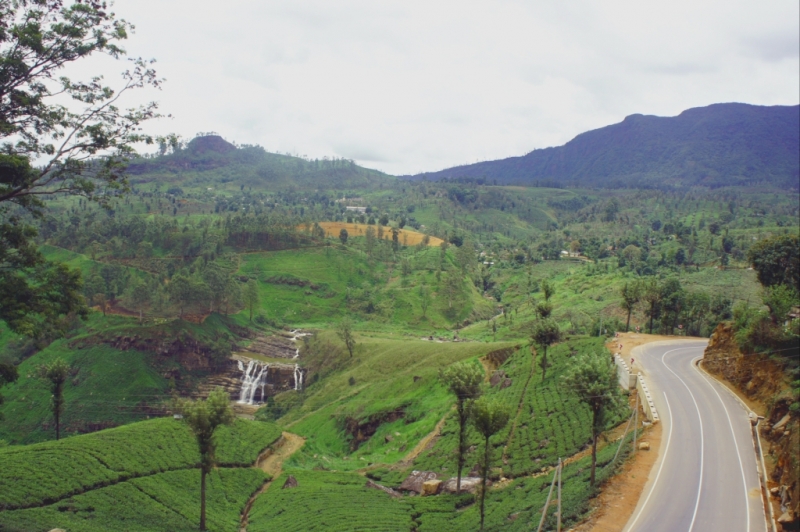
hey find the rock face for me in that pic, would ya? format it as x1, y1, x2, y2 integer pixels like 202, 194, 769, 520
422, 479, 442, 496
399, 471, 438, 494
638, 441, 651, 450
441, 477, 489, 494
241, 334, 298, 359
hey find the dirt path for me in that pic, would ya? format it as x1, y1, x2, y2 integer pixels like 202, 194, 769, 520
239, 432, 305, 531
394, 407, 453, 470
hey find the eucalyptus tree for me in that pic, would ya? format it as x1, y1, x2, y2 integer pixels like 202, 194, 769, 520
531, 319, 561, 380
471, 397, 510, 529
176, 389, 235, 531
38, 358, 71, 440
562, 351, 623, 486
439, 361, 483, 493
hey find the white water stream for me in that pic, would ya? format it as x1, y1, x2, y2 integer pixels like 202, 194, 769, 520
236, 330, 308, 404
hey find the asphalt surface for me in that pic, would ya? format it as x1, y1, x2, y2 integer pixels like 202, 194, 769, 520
624, 340, 767, 532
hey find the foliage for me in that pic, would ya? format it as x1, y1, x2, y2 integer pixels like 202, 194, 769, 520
748, 234, 799, 292
562, 350, 623, 486
37, 358, 70, 440
176, 388, 236, 531
0, 0, 162, 335
471, 396, 510, 529
439, 360, 483, 493
337, 317, 357, 358
531, 318, 561, 379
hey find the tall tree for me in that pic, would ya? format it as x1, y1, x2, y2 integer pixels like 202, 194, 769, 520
337, 317, 356, 358
338, 228, 348, 245
245, 279, 260, 322
620, 281, 642, 332
439, 361, 483, 493
419, 284, 431, 318
531, 319, 561, 380
0, 362, 19, 422
562, 351, 622, 486
540, 279, 555, 302
127, 278, 151, 324
748, 234, 799, 292
471, 397, 510, 529
364, 226, 376, 256
38, 358, 70, 440
0, 0, 162, 335
642, 278, 663, 334
176, 388, 235, 531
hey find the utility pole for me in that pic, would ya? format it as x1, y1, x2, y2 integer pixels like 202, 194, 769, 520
557, 458, 562, 532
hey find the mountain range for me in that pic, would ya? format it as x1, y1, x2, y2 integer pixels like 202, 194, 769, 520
406, 103, 799, 189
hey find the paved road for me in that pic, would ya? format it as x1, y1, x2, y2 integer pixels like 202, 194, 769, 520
624, 340, 767, 532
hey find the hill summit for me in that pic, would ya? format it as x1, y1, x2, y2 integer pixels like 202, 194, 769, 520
408, 103, 799, 189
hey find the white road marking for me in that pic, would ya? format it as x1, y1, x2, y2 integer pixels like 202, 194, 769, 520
660, 346, 705, 532
692, 356, 752, 532
624, 391, 674, 532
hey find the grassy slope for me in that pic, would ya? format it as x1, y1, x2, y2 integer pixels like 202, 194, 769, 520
279, 336, 518, 471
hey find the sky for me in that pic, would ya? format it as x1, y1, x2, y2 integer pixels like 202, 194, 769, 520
80, 0, 800, 175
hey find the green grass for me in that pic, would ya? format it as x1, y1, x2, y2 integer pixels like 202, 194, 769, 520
0, 417, 280, 510
271, 336, 518, 472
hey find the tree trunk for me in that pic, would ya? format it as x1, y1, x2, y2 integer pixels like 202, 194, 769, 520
648, 304, 655, 334
541, 345, 548, 380
55, 405, 60, 441
590, 413, 598, 487
480, 435, 489, 529
200, 468, 207, 531
456, 400, 466, 494
625, 309, 631, 332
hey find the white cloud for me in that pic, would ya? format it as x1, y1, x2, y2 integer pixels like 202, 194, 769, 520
80, 0, 800, 174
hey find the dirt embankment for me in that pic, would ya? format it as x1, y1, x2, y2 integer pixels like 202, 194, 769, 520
703, 323, 799, 529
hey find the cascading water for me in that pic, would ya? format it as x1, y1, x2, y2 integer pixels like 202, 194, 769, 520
238, 360, 270, 405
294, 364, 304, 391
290, 329, 311, 359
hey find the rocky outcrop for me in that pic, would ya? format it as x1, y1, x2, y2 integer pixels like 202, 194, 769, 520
703, 322, 799, 531
399, 471, 438, 494
241, 334, 298, 359
441, 476, 489, 494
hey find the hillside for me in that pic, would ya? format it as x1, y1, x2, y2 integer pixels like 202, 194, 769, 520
126, 134, 395, 192
409, 103, 800, 189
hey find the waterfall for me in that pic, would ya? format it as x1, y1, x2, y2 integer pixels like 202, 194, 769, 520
238, 360, 270, 405
294, 364, 304, 391
290, 330, 311, 359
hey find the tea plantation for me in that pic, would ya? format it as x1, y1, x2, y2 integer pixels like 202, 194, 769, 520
0, 418, 281, 531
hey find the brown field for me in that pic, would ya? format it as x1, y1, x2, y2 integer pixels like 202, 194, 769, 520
304, 222, 444, 247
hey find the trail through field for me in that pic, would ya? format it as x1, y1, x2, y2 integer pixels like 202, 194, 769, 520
240, 432, 305, 531
395, 406, 453, 470
502, 347, 537, 462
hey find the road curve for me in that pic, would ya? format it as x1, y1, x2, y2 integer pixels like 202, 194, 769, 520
623, 340, 766, 532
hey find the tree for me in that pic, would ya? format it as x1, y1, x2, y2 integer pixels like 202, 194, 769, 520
439, 361, 483, 494
176, 388, 235, 531
531, 319, 560, 380
541, 279, 555, 302
562, 351, 622, 486
339, 228, 348, 245
0, 1, 162, 336
168, 274, 208, 319
620, 281, 642, 332
38, 358, 70, 440
245, 279, 260, 322
0, 362, 19, 422
534, 301, 553, 319
365, 226, 376, 256
471, 397, 510, 529
127, 278, 151, 324
337, 317, 356, 358
642, 278, 663, 334
748, 234, 799, 292
419, 285, 431, 318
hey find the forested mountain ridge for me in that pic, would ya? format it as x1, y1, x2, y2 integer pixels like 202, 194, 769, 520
127, 134, 395, 192
408, 103, 800, 189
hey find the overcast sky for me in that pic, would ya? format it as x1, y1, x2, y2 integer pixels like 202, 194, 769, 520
87, 0, 799, 175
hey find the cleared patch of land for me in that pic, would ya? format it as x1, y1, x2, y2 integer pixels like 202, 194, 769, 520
312, 222, 444, 247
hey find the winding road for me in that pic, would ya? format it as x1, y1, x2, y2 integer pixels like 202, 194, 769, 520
624, 340, 767, 532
